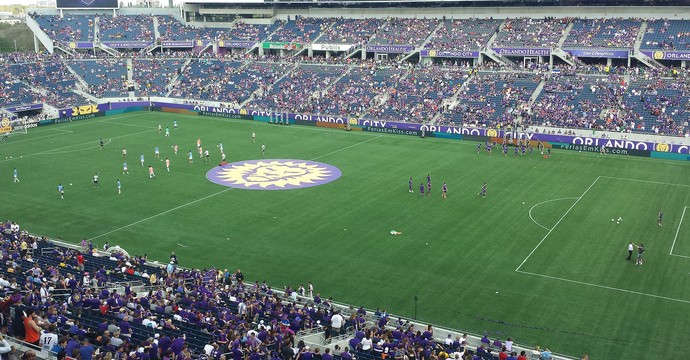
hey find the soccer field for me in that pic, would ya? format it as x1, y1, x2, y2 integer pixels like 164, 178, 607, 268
1, 112, 689, 358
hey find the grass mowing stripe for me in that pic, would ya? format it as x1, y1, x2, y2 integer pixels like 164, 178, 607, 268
87, 133, 383, 241
515, 176, 601, 272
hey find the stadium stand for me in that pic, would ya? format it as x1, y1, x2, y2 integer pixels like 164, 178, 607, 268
367, 18, 439, 47
563, 18, 641, 48
98, 15, 155, 42
68, 59, 129, 98
424, 19, 502, 51
31, 14, 95, 42
492, 18, 566, 48
266, 17, 334, 44
640, 19, 690, 51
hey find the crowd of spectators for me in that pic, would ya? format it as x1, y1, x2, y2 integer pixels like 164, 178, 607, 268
69, 59, 129, 98
266, 17, 334, 44
132, 59, 185, 97
424, 19, 502, 52
368, 18, 438, 47
563, 18, 641, 49
98, 15, 155, 42
316, 18, 383, 46
640, 19, 690, 51
492, 17, 567, 48
32, 14, 95, 42
365, 65, 464, 123
248, 64, 348, 112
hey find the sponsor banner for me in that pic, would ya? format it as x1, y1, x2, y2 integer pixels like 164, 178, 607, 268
364, 126, 421, 136
0, 118, 11, 134
101, 41, 152, 49
64, 41, 94, 49
38, 113, 102, 126
564, 48, 629, 59
199, 111, 252, 120
492, 47, 551, 56
420, 49, 479, 58
4, 103, 43, 112
194, 39, 213, 48
552, 142, 650, 157
67, 104, 99, 117
312, 43, 353, 52
162, 40, 193, 48
218, 40, 255, 48
366, 45, 415, 53
262, 42, 302, 50
642, 50, 690, 61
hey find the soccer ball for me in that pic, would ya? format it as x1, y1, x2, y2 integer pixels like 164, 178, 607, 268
70, 183, 72, 186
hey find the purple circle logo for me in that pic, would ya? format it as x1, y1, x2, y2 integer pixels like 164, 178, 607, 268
207, 159, 342, 190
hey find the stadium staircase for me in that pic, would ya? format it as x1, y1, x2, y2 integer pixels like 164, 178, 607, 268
239, 61, 299, 108
633, 21, 665, 69
62, 59, 90, 89
550, 48, 576, 66
400, 21, 444, 63
482, 21, 517, 68
310, 66, 353, 102
165, 58, 193, 97
528, 78, 547, 104
24, 14, 55, 54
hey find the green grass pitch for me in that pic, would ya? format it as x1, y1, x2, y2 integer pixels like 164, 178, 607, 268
1, 112, 689, 359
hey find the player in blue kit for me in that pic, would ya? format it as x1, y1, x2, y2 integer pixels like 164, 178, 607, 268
419, 183, 425, 198
117, 179, 121, 195
521, 145, 526, 156
12, 168, 18, 183
478, 182, 487, 198
427, 174, 431, 184
57, 183, 64, 199
502, 144, 508, 157
122, 162, 128, 175
514, 146, 519, 156
408, 177, 413, 193
188, 150, 193, 163
476, 143, 481, 154
487, 143, 492, 155
173, 120, 178, 130
140, 154, 145, 167
426, 181, 432, 197
442, 182, 447, 199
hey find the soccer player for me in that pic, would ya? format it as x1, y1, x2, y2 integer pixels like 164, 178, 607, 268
173, 120, 178, 130
140, 154, 145, 167
419, 183, 425, 198
547, 148, 551, 158
426, 181, 432, 197
165, 158, 170, 172
514, 146, 519, 157
99, 138, 104, 150
487, 143, 492, 156
93, 173, 99, 188
117, 179, 121, 195
408, 177, 413, 193
122, 147, 127, 158
204, 149, 210, 162
57, 183, 64, 199
658, 210, 663, 227
521, 144, 526, 157
479, 182, 487, 198
502, 144, 508, 157
252, 132, 256, 143
442, 182, 447, 199
173, 144, 178, 155
148, 165, 156, 179
158, 124, 162, 134
261, 144, 266, 156
123, 162, 128, 175
634, 243, 645, 265
154, 146, 160, 158
218, 142, 224, 154
188, 150, 193, 163
476, 143, 481, 154
221, 152, 226, 162
165, 127, 170, 138
427, 174, 431, 184
529, 145, 533, 156
198, 146, 203, 158
600, 145, 606, 155
196, 138, 201, 149
12, 168, 18, 183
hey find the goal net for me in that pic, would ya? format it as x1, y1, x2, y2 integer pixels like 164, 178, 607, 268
0, 117, 28, 138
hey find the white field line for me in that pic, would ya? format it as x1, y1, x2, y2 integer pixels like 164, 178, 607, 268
670, 206, 688, 257
528, 197, 579, 231
515, 176, 601, 272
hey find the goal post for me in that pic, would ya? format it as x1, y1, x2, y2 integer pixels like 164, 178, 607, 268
0, 117, 28, 138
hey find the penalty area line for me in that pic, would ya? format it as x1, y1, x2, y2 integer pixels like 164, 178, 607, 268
517, 269, 690, 305
670, 206, 688, 257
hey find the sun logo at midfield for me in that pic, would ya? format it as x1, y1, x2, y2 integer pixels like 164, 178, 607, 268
206, 159, 342, 190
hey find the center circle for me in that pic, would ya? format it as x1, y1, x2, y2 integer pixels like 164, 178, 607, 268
206, 159, 342, 190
